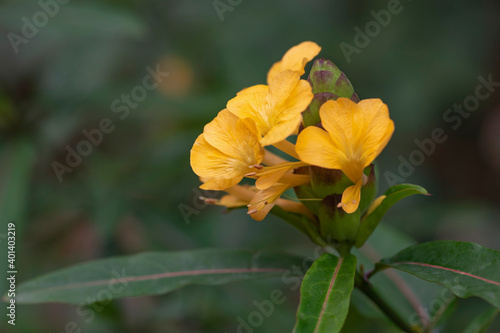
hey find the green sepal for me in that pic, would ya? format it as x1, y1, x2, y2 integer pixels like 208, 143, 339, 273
355, 184, 429, 248
318, 194, 360, 256
293, 183, 321, 216
310, 166, 353, 198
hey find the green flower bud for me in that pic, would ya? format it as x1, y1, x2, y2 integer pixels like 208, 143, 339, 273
308, 58, 342, 94
303, 58, 359, 127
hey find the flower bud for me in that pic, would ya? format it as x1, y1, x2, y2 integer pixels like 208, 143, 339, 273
309, 165, 377, 254
318, 194, 361, 256
308, 58, 342, 94
303, 58, 358, 127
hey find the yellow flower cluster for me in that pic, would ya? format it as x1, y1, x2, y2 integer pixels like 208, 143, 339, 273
190, 41, 394, 220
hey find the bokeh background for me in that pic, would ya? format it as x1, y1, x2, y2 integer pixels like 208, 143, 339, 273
1, 0, 500, 332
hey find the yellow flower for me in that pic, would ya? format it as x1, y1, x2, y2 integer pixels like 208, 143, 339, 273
296, 98, 395, 214
226, 41, 321, 147
191, 41, 323, 221
247, 176, 311, 221
267, 41, 322, 83
227, 70, 313, 146
201, 183, 313, 222
190, 109, 265, 190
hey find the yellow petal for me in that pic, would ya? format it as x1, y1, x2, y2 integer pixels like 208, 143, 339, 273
318, 98, 393, 183
268, 70, 302, 107
260, 72, 313, 145
200, 177, 241, 191
225, 184, 258, 202
284, 79, 314, 116
357, 99, 395, 161
191, 134, 239, 179
319, 99, 365, 182
254, 161, 307, 190
249, 202, 275, 221
296, 126, 344, 169
226, 85, 270, 133
248, 183, 290, 221
203, 109, 239, 156
260, 115, 303, 146
366, 195, 386, 216
219, 194, 249, 208
204, 109, 264, 166
269, 72, 313, 117
255, 166, 290, 190
267, 41, 321, 83
227, 71, 313, 146
340, 180, 363, 214
320, 98, 364, 156
191, 108, 265, 186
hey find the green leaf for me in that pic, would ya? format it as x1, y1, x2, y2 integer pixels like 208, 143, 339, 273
376, 241, 500, 309
352, 224, 449, 328
463, 308, 499, 333
11, 249, 305, 305
293, 254, 356, 333
355, 184, 429, 248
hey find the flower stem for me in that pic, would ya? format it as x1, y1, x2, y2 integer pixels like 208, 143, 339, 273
354, 271, 418, 333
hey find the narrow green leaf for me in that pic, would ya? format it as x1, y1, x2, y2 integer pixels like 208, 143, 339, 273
376, 241, 500, 309
11, 249, 305, 305
463, 308, 499, 333
294, 254, 356, 333
355, 184, 429, 248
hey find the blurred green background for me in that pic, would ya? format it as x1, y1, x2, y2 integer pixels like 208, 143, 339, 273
1, 0, 499, 332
